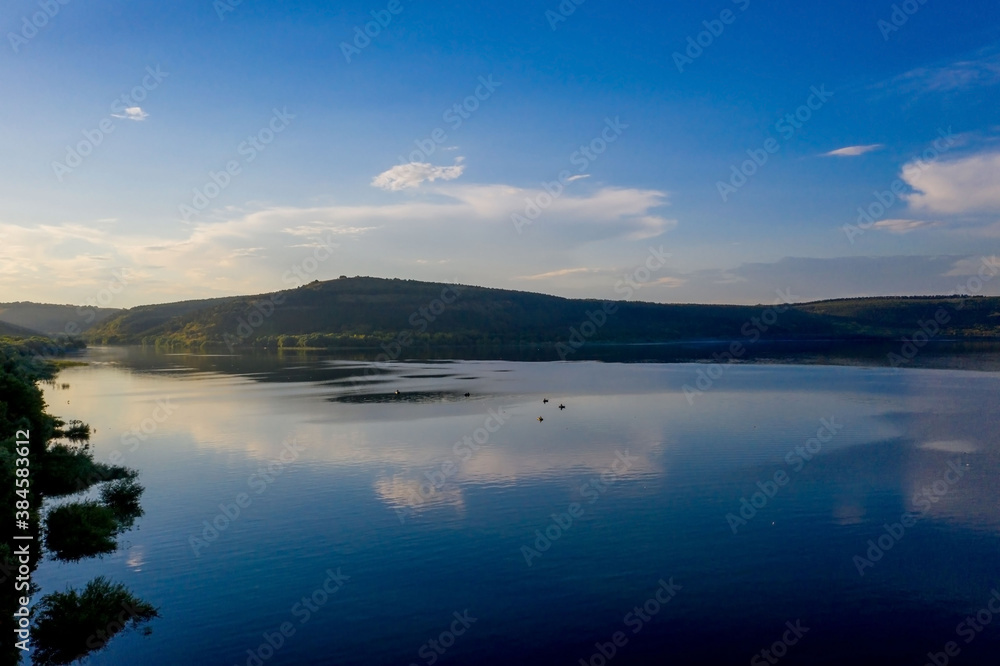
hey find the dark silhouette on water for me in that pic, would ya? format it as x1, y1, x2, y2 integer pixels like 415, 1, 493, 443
0, 336, 157, 665
32, 577, 157, 666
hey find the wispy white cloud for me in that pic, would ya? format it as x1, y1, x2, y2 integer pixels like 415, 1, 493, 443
516, 267, 593, 281
944, 255, 1000, 277
566, 174, 590, 182
426, 183, 676, 240
823, 144, 884, 157
886, 53, 1000, 95
903, 150, 1000, 214
872, 219, 940, 234
650, 276, 687, 288
282, 224, 374, 237
229, 247, 267, 258
628, 215, 677, 240
372, 159, 466, 191
112, 106, 149, 121
0, 181, 676, 305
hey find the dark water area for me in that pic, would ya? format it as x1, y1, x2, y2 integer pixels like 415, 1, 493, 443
29, 345, 1000, 665
88, 339, 1000, 376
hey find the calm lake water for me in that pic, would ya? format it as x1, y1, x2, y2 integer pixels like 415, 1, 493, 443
32, 346, 1000, 665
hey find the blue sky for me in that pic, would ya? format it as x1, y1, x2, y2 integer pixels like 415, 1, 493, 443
1, 0, 999, 306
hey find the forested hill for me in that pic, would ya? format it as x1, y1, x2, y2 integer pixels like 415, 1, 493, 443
0, 302, 121, 337
81, 277, 1000, 348
0, 319, 41, 337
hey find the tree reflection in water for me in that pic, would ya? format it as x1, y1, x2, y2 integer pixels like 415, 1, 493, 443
1, 338, 158, 665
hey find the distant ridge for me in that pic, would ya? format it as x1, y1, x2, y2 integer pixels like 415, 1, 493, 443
81, 276, 1000, 348
0, 302, 121, 337
0, 319, 43, 337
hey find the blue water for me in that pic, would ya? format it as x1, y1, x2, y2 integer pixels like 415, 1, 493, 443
31, 348, 1000, 665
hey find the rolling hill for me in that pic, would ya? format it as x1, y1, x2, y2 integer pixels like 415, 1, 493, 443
0, 319, 42, 337
0, 302, 122, 337
83, 277, 1000, 349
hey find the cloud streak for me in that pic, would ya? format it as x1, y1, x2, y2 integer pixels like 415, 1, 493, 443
823, 144, 884, 157
112, 106, 149, 121
516, 268, 593, 281
372, 159, 466, 191
884, 53, 1000, 96
872, 219, 940, 234
0, 182, 676, 305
